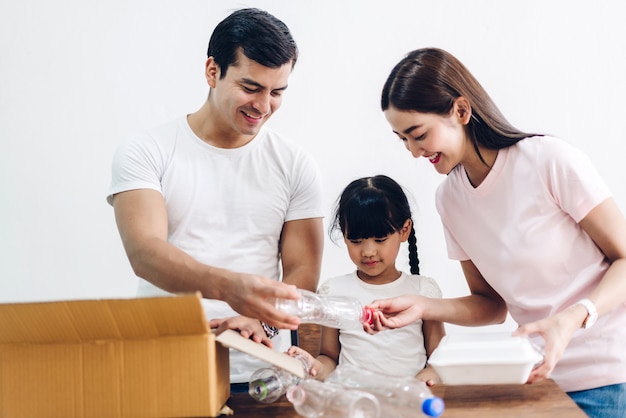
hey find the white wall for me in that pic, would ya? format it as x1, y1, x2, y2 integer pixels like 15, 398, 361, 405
1, 1, 624, 332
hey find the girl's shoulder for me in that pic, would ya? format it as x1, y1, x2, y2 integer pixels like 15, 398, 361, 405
317, 272, 357, 295
403, 273, 443, 298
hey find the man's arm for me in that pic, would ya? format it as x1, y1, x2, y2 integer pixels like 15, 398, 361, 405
112, 188, 301, 329
279, 217, 324, 292
279, 217, 324, 345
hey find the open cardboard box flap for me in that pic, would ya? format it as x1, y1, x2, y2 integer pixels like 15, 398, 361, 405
0, 293, 209, 344
0, 293, 303, 417
216, 329, 304, 378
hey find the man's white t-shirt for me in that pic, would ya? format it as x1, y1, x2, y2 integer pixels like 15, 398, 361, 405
318, 271, 442, 377
108, 116, 324, 383
436, 136, 626, 392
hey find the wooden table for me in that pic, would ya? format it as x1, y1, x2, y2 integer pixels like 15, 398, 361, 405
225, 379, 586, 417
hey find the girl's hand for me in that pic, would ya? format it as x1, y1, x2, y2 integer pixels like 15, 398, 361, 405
209, 316, 273, 348
364, 295, 425, 333
287, 346, 323, 378
416, 366, 441, 387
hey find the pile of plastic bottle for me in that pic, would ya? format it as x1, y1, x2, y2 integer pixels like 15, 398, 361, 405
250, 361, 444, 418
247, 289, 445, 417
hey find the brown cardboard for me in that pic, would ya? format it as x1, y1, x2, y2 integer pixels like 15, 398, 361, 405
0, 293, 301, 418
216, 330, 304, 379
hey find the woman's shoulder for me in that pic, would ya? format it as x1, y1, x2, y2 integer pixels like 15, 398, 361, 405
515, 135, 580, 156
514, 135, 593, 171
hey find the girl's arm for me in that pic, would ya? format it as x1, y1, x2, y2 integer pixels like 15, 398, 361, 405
416, 318, 446, 385
314, 326, 341, 380
287, 326, 340, 380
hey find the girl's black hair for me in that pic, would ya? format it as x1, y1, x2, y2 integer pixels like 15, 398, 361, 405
329, 175, 420, 275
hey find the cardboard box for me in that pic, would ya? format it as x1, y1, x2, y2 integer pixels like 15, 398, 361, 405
428, 333, 544, 385
0, 293, 303, 417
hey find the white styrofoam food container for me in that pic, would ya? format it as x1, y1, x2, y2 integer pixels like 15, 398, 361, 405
428, 333, 544, 385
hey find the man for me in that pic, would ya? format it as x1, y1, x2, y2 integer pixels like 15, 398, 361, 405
107, 8, 324, 384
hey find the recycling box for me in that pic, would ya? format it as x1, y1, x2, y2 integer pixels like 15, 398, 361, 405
0, 292, 302, 417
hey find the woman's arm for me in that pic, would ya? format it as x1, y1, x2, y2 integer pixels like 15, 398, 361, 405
366, 260, 507, 331
516, 197, 626, 383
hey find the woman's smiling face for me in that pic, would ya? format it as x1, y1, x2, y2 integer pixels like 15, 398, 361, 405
384, 103, 470, 175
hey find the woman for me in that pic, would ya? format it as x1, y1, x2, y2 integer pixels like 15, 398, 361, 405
366, 47, 626, 418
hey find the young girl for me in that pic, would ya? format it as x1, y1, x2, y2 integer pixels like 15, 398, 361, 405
289, 175, 445, 384
369, 47, 626, 417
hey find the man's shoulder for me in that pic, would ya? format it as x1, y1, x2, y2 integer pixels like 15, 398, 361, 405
257, 126, 317, 165
261, 126, 296, 145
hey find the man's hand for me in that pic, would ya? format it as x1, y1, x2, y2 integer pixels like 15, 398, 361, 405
219, 273, 303, 330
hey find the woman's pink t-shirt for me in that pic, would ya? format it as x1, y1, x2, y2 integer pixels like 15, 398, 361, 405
436, 136, 626, 392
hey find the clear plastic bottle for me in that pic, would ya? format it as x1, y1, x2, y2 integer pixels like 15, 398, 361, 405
325, 363, 445, 417
274, 288, 374, 329
286, 379, 380, 418
248, 353, 312, 403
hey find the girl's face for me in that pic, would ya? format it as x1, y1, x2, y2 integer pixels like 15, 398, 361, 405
384, 99, 471, 175
344, 219, 411, 284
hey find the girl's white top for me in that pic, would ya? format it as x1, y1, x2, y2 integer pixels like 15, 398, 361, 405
319, 271, 442, 377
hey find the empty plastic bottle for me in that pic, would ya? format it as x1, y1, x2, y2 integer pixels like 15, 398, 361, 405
326, 363, 445, 417
274, 288, 374, 329
286, 379, 380, 418
248, 353, 312, 403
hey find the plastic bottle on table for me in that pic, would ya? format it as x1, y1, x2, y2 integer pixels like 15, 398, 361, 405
248, 352, 312, 403
274, 288, 374, 329
286, 379, 380, 418
325, 363, 445, 417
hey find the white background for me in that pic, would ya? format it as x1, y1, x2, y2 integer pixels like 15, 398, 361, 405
2, 1, 625, 333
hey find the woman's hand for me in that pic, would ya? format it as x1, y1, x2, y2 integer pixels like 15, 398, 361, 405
363, 295, 425, 334
209, 316, 273, 348
514, 304, 584, 383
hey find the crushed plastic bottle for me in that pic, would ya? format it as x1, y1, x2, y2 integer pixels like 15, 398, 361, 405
286, 379, 380, 418
326, 363, 445, 417
274, 288, 374, 329
248, 352, 312, 403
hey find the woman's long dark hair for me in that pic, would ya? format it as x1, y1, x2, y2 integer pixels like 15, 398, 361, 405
329, 175, 420, 275
381, 48, 540, 166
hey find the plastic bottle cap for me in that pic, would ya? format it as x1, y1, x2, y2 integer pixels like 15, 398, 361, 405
362, 307, 375, 325
250, 380, 269, 401
286, 385, 306, 406
422, 396, 445, 417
